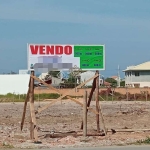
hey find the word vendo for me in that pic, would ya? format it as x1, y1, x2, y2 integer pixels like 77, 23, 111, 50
30, 45, 72, 55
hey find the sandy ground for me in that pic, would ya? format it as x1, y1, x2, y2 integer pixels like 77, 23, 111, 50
0, 100, 150, 149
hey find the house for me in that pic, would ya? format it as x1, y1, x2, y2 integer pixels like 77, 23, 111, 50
110, 75, 121, 87
111, 76, 118, 81
80, 71, 95, 86
123, 61, 150, 88
80, 71, 105, 86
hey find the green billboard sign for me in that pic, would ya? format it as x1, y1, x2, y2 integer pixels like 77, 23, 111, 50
74, 45, 105, 70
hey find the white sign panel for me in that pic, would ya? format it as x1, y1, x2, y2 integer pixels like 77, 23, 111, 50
27, 44, 105, 71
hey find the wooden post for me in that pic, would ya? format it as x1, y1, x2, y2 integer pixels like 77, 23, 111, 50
83, 91, 87, 137
21, 88, 30, 131
126, 87, 128, 101
80, 77, 96, 129
106, 90, 108, 101
30, 114, 34, 139
98, 100, 107, 135
146, 91, 148, 101
112, 90, 114, 103
21, 77, 31, 131
95, 70, 100, 133
29, 70, 38, 142
92, 92, 95, 101
134, 93, 136, 101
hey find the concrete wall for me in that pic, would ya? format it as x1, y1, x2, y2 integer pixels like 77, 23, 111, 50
0, 74, 30, 94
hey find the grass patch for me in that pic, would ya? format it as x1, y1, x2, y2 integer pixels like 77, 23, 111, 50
2, 142, 14, 148
0, 93, 83, 102
136, 137, 150, 145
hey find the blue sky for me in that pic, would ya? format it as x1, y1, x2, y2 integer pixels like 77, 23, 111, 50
0, 0, 150, 78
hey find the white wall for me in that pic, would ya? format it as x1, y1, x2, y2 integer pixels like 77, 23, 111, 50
132, 82, 150, 88
0, 74, 30, 94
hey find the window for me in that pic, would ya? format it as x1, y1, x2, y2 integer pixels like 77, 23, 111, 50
135, 72, 140, 76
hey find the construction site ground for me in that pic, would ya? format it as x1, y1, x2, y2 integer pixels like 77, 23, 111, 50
0, 99, 150, 149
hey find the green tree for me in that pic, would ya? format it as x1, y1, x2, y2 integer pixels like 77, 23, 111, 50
48, 71, 60, 78
105, 78, 117, 87
62, 73, 78, 88
120, 81, 125, 87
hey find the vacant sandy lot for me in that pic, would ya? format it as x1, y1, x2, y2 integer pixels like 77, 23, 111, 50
0, 100, 150, 148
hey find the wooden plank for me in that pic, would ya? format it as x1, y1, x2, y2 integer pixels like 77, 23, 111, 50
37, 95, 98, 115
95, 71, 100, 133
31, 74, 98, 93
83, 91, 87, 137
99, 95, 106, 101
21, 88, 30, 131
30, 114, 34, 139
29, 102, 38, 141
31, 74, 98, 113
98, 100, 107, 135
37, 98, 61, 114
29, 71, 38, 141
20, 77, 31, 131
67, 96, 98, 115
110, 129, 150, 132
31, 75, 60, 94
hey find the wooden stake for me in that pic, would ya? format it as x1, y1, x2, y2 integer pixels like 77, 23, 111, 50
66, 96, 98, 115
146, 91, 148, 101
95, 70, 100, 133
83, 91, 87, 137
126, 87, 128, 101
21, 88, 29, 131
106, 90, 108, 101
98, 100, 107, 135
29, 71, 38, 142
30, 114, 34, 139
21, 77, 31, 131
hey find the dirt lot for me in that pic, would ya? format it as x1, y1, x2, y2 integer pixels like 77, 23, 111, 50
0, 100, 150, 149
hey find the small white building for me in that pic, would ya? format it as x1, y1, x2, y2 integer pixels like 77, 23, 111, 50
80, 71, 103, 86
123, 61, 150, 88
